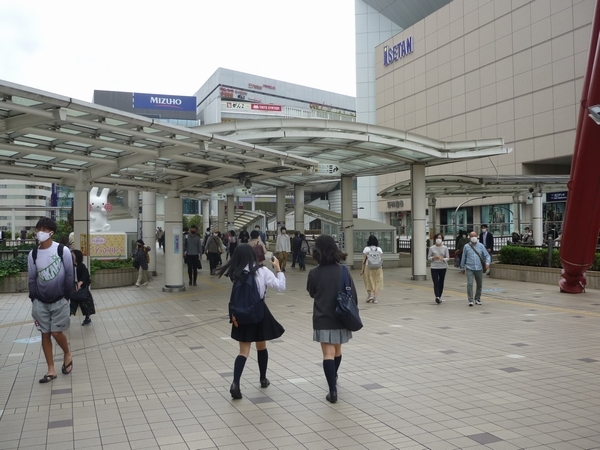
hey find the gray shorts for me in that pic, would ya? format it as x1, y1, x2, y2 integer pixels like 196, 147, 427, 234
32, 299, 70, 333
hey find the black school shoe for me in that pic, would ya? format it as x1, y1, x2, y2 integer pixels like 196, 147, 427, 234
230, 383, 242, 399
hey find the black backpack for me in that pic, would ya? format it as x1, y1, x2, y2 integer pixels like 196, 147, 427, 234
229, 270, 264, 327
32, 244, 65, 264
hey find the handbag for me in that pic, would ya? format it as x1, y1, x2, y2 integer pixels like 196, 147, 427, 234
335, 265, 363, 332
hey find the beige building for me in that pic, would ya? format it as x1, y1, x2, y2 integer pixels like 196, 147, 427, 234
374, 0, 592, 236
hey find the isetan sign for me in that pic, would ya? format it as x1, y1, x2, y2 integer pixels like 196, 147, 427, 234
383, 36, 414, 66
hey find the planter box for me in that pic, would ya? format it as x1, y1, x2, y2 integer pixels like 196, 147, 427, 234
0, 272, 28, 293
91, 268, 138, 289
491, 264, 600, 290
0, 268, 138, 293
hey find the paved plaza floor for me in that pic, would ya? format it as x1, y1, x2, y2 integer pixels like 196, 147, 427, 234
1, 247, 600, 450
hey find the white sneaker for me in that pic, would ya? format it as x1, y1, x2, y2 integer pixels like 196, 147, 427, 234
469, 301, 474, 307
143, 282, 148, 286
135, 283, 140, 287
475, 300, 482, 305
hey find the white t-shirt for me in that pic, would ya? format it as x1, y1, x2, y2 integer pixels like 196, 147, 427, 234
243, 265, 286, 298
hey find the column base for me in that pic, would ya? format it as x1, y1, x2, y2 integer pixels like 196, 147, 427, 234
162, 285, 186, 293
411, 275, 427, 281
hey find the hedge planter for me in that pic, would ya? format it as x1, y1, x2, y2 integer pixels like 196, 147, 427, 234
91, 268, 139, 289
0, 268, 139, 293
491, 264, 600, 290
0, 272, 29, 293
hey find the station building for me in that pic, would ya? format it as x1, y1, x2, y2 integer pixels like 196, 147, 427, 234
356, 0, 593, 238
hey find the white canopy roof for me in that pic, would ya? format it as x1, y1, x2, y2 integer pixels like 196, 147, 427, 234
0, 80, 511, 196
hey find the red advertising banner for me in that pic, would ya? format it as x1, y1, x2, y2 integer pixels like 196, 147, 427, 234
251, 104, 282, 112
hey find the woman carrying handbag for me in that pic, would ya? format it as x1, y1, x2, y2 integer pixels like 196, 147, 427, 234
70, 249, 95, 325
307, 235, 359, 403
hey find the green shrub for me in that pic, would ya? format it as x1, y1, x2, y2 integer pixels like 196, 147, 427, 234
499, 245, 599, 271
0, 255, 29, 278
89, 258, 132, 276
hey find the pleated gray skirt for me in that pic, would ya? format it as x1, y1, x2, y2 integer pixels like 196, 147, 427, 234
313, 328, 352, 344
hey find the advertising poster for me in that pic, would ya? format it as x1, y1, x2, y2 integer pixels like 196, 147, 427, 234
173, 226, 181, 254
88, 233, 127, 258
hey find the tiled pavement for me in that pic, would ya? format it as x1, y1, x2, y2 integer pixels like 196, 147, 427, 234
1, 248, 600, 450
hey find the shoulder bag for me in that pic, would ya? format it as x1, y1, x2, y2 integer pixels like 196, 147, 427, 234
335, 265, 363, 332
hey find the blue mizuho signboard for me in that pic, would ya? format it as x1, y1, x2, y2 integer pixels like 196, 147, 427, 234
133, 93, 196, 111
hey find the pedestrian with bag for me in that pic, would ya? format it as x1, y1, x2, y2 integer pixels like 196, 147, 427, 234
204, 231, 223, 275
216, 244, 286, 400
70, 249, 95, 325
307, 234, 359, 403
360, 235, 383, 304
275, 226, 291, 271
298, 234, 309, 271
427, 233, 450, 304
28, 217, 74, 383
460, 232, 491, 306
227, 230, 238, 259
133, 239, 151, 287
184, 225, 202, 286
249, 229, 267, 265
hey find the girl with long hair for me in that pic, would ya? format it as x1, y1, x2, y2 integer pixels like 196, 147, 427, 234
216, 243, 286, 400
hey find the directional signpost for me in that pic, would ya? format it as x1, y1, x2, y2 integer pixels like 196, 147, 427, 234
314, 163, 340, 175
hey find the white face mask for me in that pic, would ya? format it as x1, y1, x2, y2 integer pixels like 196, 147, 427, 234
482, 229, 487, 233
435, 239, 442, 245
470, 237, 478, 243
36, 231, 52, 243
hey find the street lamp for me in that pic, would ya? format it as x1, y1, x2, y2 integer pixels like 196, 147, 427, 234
453, 196, 488, 234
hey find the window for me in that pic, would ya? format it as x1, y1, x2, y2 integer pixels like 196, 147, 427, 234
0, 195, 6, 199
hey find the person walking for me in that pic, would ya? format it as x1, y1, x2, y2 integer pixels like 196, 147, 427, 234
249, 230, 268, 265
227, 230, 238, 259
454, 230, 470, 267
28, 217, 74, 383
460, 232, 491, 306
428, 233, 450, 304
307, 235, 358, 403
70, 249, 95, 325
360, 235, 384, 304
216, 244, 286, 400
298, 233, 309, 271
133, 239, 151, 287
255, 225, 266, 244
204, 230, 223, 275
275, 226, 291, 271
291, 231, 302, 268
184, 225, 202, 286
238, 225, 250, 244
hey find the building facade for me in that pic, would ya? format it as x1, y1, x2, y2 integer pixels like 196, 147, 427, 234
357, 0, 591, 238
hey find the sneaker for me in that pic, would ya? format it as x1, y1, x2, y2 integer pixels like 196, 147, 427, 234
435, 297, 441, 304
193, 282, 197, 286
143, 282, 148, 286
82, 318, 91, 326
135, 283, 140, 287
189, 281, 192, 286
475, 300, 482, 305
469, 301, 474, 307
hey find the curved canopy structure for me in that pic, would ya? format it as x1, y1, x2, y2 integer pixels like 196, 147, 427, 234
0, 80, 511, 196
378, 175, 570, 199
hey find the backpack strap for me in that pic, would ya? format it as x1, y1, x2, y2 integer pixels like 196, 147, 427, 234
32, 243, 64, 264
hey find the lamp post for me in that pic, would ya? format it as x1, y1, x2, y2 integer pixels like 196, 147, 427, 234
453, 196, 488, 235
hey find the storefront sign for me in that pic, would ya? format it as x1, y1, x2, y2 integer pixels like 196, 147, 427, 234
88, 233, 127, 258
133, 93, 196, 111
546, 191, 567, 202
383, 36, 414, 66
387, 200, 404, 209
314, 163, 339, 175
251, 104, 282, 111
222, 101, 252, 110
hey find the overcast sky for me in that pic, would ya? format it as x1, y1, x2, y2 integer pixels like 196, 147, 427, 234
0, 0, 356, 102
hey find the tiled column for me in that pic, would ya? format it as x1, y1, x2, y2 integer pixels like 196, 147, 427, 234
227, 195, 235, 231
276, 186, 286, 231
202, 200, 210, 230
73, 184, 90, 267
294, 184, 305, 233
341, 175, 354, 268
163, 190, 184, 292
142, 192, 156, 275
411, 164, 427, 280
533, 187, 543, 246
218, 200, 225, 233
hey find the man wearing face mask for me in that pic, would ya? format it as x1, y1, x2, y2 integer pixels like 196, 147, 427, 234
28, 217, 74, 383
184, 225, 202, 286
204, 230, 223, 275
460, 232, 491, 307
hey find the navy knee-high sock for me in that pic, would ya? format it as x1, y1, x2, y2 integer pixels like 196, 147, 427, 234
233, 355, 247, 385
334, 355, 342, 374
257, 349, 268, 380
323, 359, 337, 393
